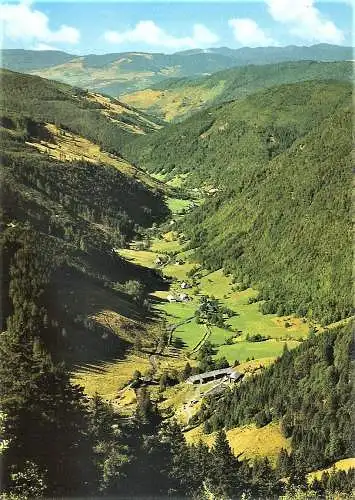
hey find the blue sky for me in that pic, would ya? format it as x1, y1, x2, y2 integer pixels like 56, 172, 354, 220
0, 1, 352, 54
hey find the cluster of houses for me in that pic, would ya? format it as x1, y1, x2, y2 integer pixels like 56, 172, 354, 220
167, 281, 191, 303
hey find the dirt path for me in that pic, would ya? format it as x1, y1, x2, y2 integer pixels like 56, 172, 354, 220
149, 353, 158, 373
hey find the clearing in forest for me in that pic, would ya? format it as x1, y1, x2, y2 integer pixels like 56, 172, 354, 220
185, 422, 291, 463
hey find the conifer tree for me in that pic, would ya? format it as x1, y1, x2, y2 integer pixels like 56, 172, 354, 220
210, 429, 244, 497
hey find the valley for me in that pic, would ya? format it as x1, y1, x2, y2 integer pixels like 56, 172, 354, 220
70, 185, 324, 456
0, 50, 353, 498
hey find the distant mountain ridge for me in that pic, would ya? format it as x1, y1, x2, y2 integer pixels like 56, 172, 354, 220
1, 44, 352, 96
122, 60, 353, 121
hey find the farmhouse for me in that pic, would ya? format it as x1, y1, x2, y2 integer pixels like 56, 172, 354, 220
186, 367, 243, 385
167, 293, 190, 303
179, 293, 189, 302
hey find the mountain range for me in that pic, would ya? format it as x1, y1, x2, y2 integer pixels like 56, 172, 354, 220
1, 43, 352, 96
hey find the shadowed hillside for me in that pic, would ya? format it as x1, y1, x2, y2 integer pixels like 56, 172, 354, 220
0, 70, 170, 365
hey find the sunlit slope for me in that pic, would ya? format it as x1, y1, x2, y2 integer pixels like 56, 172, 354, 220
122, 61, 352, 121
0, 69, 166, 192
0, 69, 163, 154
25, 123, 166, 192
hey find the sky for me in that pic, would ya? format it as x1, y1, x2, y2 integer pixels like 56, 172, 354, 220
0, 1, 353, 54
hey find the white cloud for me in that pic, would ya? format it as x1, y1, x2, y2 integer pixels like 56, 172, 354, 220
104, 20, 219, 50
0, 1, 80, 45
228, 18, 278, 47
33, 43, 59, 51
266, 0, 344, 44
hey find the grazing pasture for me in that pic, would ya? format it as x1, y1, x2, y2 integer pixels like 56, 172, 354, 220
216, 339, 300, 363
185, 422, 290, 463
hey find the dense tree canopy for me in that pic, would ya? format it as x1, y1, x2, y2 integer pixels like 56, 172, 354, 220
0, 68, 353, 498
125, 81, 352, 323
196, 322, 354, 473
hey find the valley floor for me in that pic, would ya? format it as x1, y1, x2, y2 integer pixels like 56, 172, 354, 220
72, 191, 353, 471
72, 192, 326, 464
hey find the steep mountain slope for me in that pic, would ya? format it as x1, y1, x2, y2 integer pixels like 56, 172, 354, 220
122, 61, 352, 121
198, 321, 353, 473
0, 70, 169, 364
0, 69, 163, 159
124, 80, 352, 324
1, 44, 352, 96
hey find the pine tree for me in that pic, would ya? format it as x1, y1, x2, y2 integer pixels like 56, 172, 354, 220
251, 457, 282, 497
0, 329, 97, 497
160, 420, 190, 495
210, 429, 244, 497
135, 386, 161, 432
188, 440, 212, 494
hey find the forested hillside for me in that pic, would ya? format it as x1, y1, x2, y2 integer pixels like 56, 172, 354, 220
122, 60, 352, 121
0, 71, 170, 363
0, 61, 353, 499
124, 81, 352, 324
196, 322, 354, 473
0, 69, 163, 156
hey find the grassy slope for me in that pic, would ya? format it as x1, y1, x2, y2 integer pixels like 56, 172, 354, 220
72, 354, 151, 400
185, 422, 290, 464
0, 69, 164, 166
121, 61, 352, 121
26, 123, 165, 191
308, 458, 355, 481
0, 69, 169, 194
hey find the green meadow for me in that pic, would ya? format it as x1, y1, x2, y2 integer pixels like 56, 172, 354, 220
119, 248, 158, 268
200, 270, 310, 341
119, 205, 311, 363
150, 237, 182, 254
173, 321, 207, 350
166, 197, 191, 215
216, 339, 300, 364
